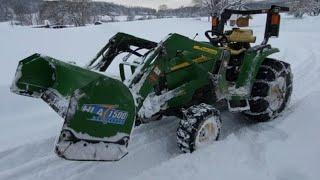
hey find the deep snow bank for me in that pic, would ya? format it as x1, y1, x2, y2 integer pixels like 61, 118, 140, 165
131, 91, 320, 180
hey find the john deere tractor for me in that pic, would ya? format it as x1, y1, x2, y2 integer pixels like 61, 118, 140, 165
11, 6, 292, 161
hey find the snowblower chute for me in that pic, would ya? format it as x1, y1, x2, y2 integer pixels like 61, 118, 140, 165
11, 54, 136, 161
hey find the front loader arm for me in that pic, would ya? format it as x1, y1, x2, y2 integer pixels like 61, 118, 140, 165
87, 32, 157, 72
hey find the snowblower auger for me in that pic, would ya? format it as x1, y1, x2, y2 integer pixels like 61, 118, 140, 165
11, 6, 292, 160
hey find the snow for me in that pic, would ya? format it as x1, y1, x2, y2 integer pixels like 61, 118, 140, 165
56, 139, 128, 161
133, 93, 320, 180
1, 15, 320, 180
41, 88, 69, 118
138, 88, 183, 119
9, 63, 23, 95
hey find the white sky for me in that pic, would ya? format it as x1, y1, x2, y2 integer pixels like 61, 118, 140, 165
95, 0, 194, 9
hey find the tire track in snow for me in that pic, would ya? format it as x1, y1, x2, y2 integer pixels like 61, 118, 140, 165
0, 111, 251, 180
0, 118, 181, 180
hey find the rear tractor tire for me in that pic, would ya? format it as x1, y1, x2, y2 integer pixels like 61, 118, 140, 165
244, 58, 293, 122
177, 103, 221, 153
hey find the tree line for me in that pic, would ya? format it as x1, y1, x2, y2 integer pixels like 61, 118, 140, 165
0, 0, 319, 26
160, 0, 319, 18
289, 0, 320, 17
0, 0, 156, 26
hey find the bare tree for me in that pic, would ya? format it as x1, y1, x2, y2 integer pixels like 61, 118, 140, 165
193, 0, 246, 15
57, 1, 70, 25
290, 0, 320, 18
1, 5, 13, 22
158, 4, 168, 11
11, 2, 33, 25
38, 0, 92, 26
127, 11, 135, 21
67, 0, 91, 26
290, 0, 307, 18
308, 0, 320, 16
192, 0, 203, 7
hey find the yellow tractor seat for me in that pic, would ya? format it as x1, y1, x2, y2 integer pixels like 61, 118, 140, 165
226, 29, 256, 43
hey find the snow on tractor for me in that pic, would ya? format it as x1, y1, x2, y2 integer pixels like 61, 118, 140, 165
11, 5, 292, 161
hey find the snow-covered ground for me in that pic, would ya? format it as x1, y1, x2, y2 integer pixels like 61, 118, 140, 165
0, 15, 320, 180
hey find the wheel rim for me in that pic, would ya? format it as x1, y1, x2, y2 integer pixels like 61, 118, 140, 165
268, 77, 287, 111
195, 116, 218, 148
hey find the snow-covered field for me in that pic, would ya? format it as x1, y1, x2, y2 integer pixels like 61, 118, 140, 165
0, 15, 319, 180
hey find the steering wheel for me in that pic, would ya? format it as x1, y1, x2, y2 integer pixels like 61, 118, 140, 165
205, 30, 228, 47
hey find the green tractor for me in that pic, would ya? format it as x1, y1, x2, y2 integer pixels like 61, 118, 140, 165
11, 6, 292, 161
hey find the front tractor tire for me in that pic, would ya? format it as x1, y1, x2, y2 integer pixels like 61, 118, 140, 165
244, 58, 293, 122
177, 103, 221, 153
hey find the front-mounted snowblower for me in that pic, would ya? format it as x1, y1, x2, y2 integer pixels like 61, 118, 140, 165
11, 5, 292, 161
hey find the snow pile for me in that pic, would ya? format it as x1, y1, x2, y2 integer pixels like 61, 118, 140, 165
132, 92, 320, 180
138, 88, 183, 119
0, 15, 320, 180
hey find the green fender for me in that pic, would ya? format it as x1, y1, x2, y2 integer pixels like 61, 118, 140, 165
233, 47, 280, 99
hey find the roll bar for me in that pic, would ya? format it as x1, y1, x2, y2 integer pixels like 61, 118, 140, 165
213, 5, 290, 45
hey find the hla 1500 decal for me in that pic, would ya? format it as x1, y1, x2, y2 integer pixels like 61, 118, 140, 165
81, 104, 128, 125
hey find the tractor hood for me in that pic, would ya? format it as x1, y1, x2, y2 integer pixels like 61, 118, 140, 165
11, 54, 136, 161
